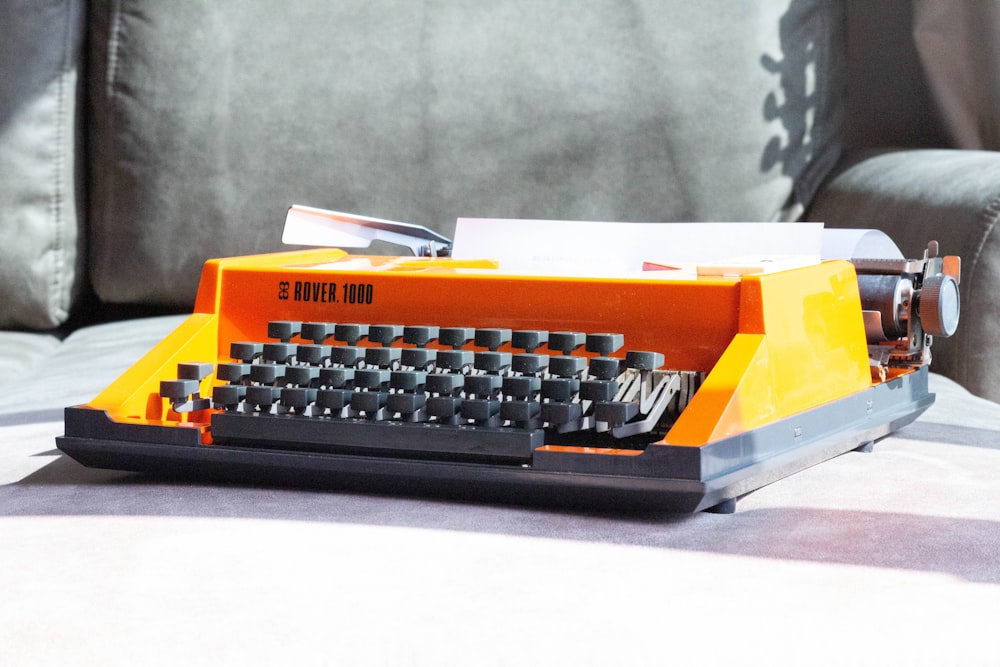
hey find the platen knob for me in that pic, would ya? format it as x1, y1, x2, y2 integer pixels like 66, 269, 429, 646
919, 274, 960, 337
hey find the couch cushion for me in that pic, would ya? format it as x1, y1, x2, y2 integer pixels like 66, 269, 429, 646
87, 0, 846, 307
0, 0, 84, 329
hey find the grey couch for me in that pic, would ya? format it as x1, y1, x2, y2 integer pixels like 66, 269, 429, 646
4, 4, 1000, 662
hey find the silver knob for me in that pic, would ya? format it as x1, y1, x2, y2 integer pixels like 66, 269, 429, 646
919, 274, 960, 337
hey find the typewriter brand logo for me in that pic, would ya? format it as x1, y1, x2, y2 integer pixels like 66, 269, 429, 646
293, 280, 338, 303
276, 279, 374, 305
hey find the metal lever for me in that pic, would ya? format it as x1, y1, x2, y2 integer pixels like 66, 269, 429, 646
282, 205, 452, 257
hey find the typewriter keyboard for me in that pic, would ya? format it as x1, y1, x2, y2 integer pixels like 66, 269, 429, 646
160, 321, 702, 462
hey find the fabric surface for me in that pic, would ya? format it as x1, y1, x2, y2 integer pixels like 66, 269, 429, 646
807, 149, 1000, 403
0, 315, 188, 421
914, 0, 1000, 149
2, 315, 996, 664
0, 0, 84, 329
842, 0, 947, 150
87, 0, 845, 307
1, 372, 998, 665
0, 331, 61, 389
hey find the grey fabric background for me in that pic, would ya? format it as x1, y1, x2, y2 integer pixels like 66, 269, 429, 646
0, 0, 83, 329
915, 1, 1000, 150
86, 0, 845, 306
841, 0, 948, 150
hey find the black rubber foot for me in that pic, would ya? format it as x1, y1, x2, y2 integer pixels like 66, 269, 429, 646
705, 497, 737, 514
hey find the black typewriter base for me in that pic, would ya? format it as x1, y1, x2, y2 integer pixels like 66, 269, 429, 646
57, 368, 934, 513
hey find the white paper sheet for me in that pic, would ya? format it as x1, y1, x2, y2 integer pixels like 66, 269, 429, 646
452, 218, 825, 277
821, 228, 903, 260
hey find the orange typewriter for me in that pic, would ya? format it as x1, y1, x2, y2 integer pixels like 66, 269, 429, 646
57, 207, 961, 512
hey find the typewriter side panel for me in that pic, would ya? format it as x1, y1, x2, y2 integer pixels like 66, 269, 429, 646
82, 313, 219, 428
664, 260, 872, 446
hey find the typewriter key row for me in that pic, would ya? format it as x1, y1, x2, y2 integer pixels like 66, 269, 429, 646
159, 321, 700, 440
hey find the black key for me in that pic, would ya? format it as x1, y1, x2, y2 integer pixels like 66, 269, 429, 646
316, 388, 352, 412
263, 342, 297, 364
365, 347, 402, 369
177, 362, 214, 381
334, 323, 369, 345
500, 400, 541, 423
436, 350, 473, 372
474, 351, 512, 374
351, 390, 388, 416
439, 327, 474, 349
320, 367, 354, 388
426, 373, 464, 395
511, 330, 548, 353
548, 356, 586, 378
461, 398, 500, 421
579, 379, 618, 402
160, 379, 199, 401
586, 333, 624, 356
542, 401, 582, 426
475, 328, 512, 351
330, 346, 364, 367
427, 395, 463, 419
354, 368, 391, 390
246, 385, 280, 408
285, 365, 319, 387
390, 370, 427, 392
502, 376, 541, 399
588, 357, 621, 380
548, 331, 585, 354
368, 324, 404, 347
217, 363, 250, 384
297, 344, 332, 366
268, 320, 301, 342
250, 364, 285, 385
401, 348, 436, 370
387, 392, 427, 416
212, 384, 244, 411
625, 350, 665, 370
464, 374, 502, 398
230, 342, 263, 363
280, 387, 317, 413
541, 377, 577, 401
301, 322, 335, 344
511, 353, 548, 375
403, 326, 439, 347
595, 400, 639, 426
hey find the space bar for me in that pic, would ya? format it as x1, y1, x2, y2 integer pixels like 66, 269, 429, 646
210, 412, 543, 462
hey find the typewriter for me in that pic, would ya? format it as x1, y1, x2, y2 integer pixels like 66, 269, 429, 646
57, 207, 961, 513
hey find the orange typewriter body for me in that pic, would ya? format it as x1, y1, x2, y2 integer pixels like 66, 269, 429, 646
58, 215, 958, 513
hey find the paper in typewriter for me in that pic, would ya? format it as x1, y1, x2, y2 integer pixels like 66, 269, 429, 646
451, 219, 825, 277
